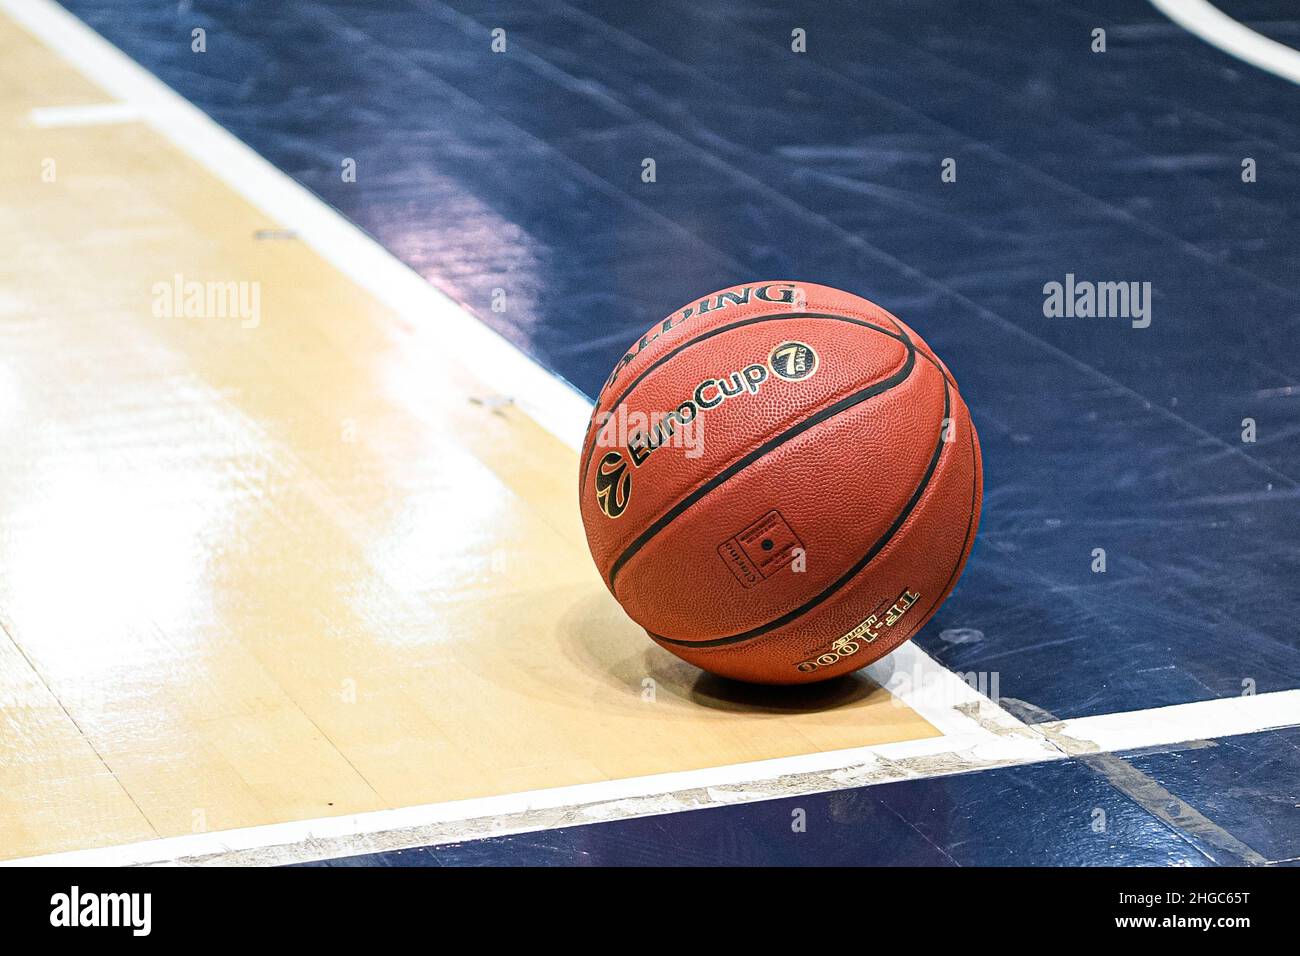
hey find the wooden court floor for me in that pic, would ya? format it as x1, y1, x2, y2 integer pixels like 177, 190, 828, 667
0, 8, 938, 861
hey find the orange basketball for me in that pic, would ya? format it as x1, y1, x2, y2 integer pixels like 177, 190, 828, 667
579, 281, 982, 684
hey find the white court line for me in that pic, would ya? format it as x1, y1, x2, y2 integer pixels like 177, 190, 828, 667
1061, 690, 1300, 752
28, 101, 144, 127
4, 0, 1298, 868
1150, 0, 1300, 85
0, 0, 592, 450
7, 687, 1298, 867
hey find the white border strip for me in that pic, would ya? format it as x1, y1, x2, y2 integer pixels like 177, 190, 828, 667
0, 0, 593, 450
1060, 690, 1300, 753
1150, 0, 1300, 85
5, 729, 1053, 867
6, 687, 1297, 866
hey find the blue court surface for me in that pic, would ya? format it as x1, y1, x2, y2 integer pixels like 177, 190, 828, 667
308, 726, 1300, 867
53, 0, 1300, 865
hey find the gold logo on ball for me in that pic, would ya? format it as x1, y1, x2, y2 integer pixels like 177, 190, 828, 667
594, 451, 632, 519
795, 588, 920, 673
768, 341, 818, 381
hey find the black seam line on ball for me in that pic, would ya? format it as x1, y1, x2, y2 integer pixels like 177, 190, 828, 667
906, 403, 979, 640
651, 369, 951, 650
580, 312, 909, 490
607, 334, 918, 592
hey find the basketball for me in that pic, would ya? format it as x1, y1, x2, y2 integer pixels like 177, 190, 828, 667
579, 281, 982, 684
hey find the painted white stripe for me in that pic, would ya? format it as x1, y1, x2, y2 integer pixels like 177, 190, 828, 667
865, 641, 1029, 739
28, 101, 143, 127
0, 0, 592, 450
1150, 0, 1300, 85
5, 733, 1054, 867
1055, 689, 1300, 754
6, 688, 1297, 867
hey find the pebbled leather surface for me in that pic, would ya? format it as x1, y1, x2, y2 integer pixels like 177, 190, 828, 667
586, 315, 911, 582
579, 282, 983, 683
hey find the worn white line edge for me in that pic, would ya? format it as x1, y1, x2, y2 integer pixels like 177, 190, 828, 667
1150, 0, 1300, 85
8, 688, 1298, 867
0, 0, 593, 450
1059, 689, 1300, 753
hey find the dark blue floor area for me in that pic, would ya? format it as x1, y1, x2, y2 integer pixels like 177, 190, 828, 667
302, 725, 1300, 866
55, 0, 1300, 722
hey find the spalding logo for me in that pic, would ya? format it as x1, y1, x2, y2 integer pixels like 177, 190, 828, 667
595, 451, 632, 518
